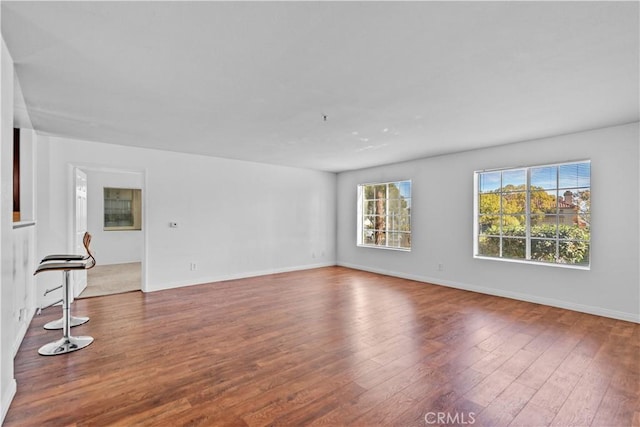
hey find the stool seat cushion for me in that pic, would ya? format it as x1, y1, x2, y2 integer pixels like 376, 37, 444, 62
34, 261, 89, 275
41, 254, 85, 263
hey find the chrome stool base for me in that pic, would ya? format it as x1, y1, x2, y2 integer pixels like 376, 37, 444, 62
38, 335, 94, 356
34, 270, 94, 356
44, 315, 89, 330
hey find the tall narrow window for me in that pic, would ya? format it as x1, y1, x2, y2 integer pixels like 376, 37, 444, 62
358, 180, 411, 250
104, 188, 142, 231
475, 161, 590, 267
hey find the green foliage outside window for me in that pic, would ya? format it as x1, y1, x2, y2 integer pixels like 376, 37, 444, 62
478, 224, 590, 265
360, 181, 411, 249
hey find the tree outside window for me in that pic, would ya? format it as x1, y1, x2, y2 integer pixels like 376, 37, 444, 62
358, 180, 411, 250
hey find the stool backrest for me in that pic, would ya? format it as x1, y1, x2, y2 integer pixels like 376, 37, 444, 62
83, 232, 91, 253
83, 232, 96, 269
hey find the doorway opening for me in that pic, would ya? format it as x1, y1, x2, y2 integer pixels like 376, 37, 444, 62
82, 262, 141, 298
70, 166, 146, 299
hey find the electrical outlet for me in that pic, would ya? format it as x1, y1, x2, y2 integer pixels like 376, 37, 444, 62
190, 262, 197, 271
438, 263, 444, 271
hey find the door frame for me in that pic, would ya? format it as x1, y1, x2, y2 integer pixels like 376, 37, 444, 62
73, 167, 88, 297
67, 164, 148, 293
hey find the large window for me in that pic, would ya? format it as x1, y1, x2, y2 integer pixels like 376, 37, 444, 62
104, 188, 142, 231
358, 180, 411, 250
475, 161, 590, 267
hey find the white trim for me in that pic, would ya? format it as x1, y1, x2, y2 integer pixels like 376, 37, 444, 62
145, 262, 335, 293
12, 307, 35, 357
356, 184, 362, 246
337, 261, 640, 324
1, 379, 17, 425
102, 226, 142, 231
141, 169, 148, 293
473, 255, 590, 270
356, 244, 411, 252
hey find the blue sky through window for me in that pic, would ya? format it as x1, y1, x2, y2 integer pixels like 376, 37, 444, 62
395, 181, 411, 200
502, 169, 525, 188
480, 172, 500, 193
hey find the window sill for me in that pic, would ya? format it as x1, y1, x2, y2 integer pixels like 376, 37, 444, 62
474, 255, 590, 270
104, 227, 142, 232
357, 244, 411, 252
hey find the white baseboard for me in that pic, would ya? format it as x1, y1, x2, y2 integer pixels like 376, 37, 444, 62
338, 262, 640, 324
146, 262, 336, 293
13, 308, 36, 357
141, 260, 639, 323
1, 379, 17, 425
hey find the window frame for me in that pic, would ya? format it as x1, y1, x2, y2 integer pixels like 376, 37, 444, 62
103, 187, 143, 231
474, 160, 590, 269
357, 179, 412, 251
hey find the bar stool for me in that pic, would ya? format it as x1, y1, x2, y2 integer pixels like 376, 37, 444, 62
34, 240, 96, 356
38, 232, 92, 330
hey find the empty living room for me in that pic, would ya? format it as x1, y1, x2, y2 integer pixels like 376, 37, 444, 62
0, 1, 638, 426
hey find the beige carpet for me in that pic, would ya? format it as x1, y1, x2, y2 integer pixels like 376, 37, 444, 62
80, 262, 141, 298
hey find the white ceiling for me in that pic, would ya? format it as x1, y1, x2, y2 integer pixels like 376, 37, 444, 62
2, 1, 638, 172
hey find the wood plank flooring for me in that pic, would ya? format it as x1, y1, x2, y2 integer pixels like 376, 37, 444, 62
5, 267, 639, 426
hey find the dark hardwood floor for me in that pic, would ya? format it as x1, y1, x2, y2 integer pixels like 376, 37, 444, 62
5, 267, 639, 426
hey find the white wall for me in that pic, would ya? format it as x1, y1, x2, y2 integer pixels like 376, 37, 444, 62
36, 135, 336, 305
0, 34, 41, 424
1, 36, 39, 423
11, 130, 38, 364
337, 122, 640, 322
85, 169, 143, 265
1, 37, 16, 424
